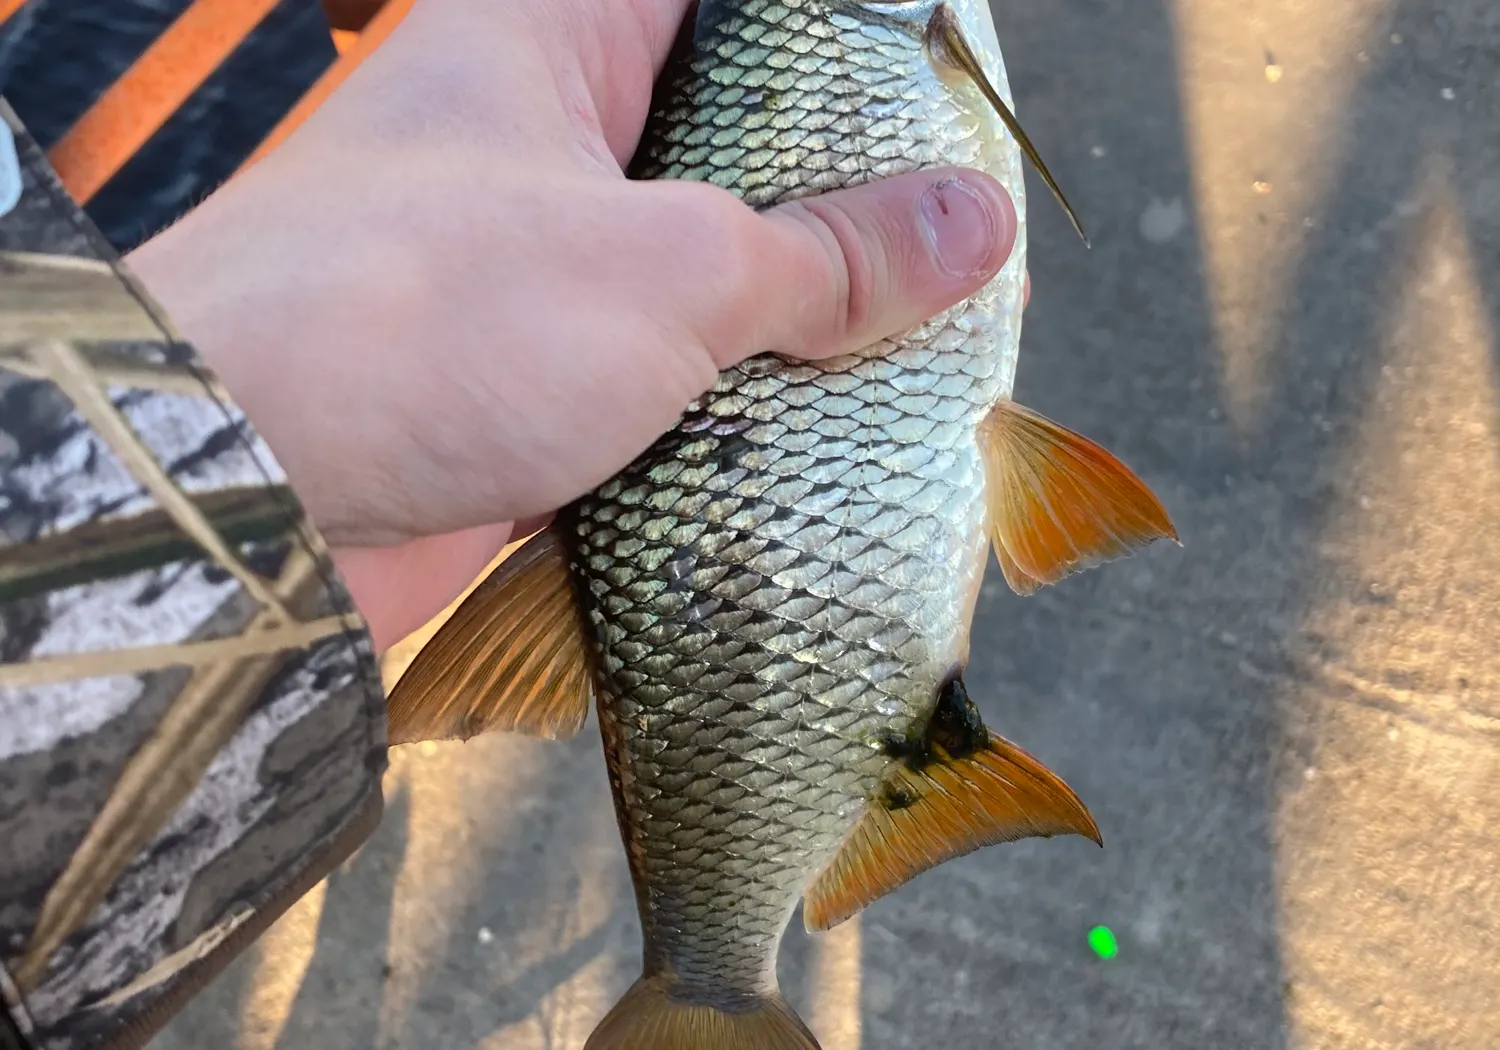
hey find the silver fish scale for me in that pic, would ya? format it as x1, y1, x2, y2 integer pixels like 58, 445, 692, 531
571, 0, 1026, 1003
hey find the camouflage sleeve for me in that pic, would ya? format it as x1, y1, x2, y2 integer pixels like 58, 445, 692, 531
0, 100, 388, 1050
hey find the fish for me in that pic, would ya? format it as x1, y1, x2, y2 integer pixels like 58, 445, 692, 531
386, 2, 1179, 1047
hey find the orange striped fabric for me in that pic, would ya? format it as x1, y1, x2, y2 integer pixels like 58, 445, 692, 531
45, 0, 287, 204
22, 0, 407, 206
241, 0, 413, 170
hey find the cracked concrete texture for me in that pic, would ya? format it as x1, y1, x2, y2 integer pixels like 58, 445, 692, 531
147, 1, 1499, 1048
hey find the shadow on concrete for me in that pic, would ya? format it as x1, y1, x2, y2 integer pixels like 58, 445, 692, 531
358, 734, 636, 1050
269, 780, 410, 1050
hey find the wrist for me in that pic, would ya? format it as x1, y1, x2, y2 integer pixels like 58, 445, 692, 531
126, 165, 413, 548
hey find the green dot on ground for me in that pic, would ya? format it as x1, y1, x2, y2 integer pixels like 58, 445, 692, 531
1087, 925, 1118, 959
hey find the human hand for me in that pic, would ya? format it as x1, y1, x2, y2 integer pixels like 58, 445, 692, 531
128, 0, 1022, 651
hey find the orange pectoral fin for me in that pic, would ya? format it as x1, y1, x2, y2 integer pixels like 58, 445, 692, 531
979, 401, 1180, 595
385, 527, 593, 745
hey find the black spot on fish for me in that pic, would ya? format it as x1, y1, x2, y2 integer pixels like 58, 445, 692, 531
161, 341, 199, 368
0, 597, 47, 663
0, 379, 77, 463
882, 784, 918, 811
199, 562, 232, 587
881, 674, 990, 772
928, 676, 987, 761
879, 731, 922, 761
135, 562, 190, 605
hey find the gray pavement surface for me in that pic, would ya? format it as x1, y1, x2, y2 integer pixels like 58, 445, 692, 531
148, 1, 1500, 1048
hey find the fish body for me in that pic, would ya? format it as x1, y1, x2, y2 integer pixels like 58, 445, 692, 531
580, 0, 1022, 1007
388, 3, 1177, 1048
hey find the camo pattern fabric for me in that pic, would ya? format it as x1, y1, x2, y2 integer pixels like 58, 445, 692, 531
0, 103, 387, 1050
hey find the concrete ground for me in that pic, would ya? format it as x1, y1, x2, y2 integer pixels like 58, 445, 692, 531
149, 1, 1500, 1048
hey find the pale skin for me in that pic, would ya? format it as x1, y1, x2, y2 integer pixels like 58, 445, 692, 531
129, 0, 1031, 652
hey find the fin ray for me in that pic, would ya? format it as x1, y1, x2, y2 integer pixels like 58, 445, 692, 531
805, 680, 1100, 932
925, 3, 1089, 245
386, 527, 593, 744
585, 977, 820, 1050
980, 401, 1179, 595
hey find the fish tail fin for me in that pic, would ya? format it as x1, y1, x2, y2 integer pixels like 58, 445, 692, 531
584, 977, 821, 1050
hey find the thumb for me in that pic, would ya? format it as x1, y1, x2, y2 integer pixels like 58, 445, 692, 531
703, 167, 1019, 364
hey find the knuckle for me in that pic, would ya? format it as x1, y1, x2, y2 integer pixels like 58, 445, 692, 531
677, 183, 759, 277
795, 197, 879, 346
676, 186, 768, 353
